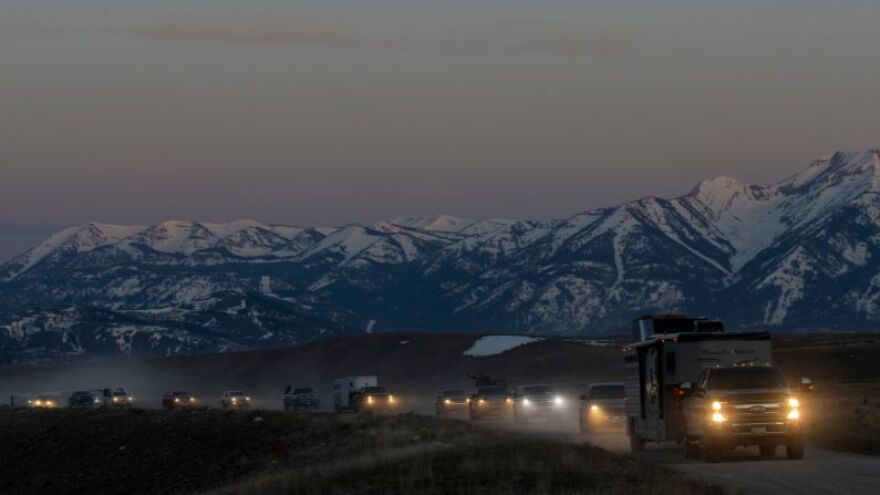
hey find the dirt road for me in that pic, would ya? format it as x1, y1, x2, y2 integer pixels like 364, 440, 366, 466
507, 421, 880, 495
585, 432, 880, 495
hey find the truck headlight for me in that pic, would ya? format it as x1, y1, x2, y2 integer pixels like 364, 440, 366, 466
787, 409, 800, 420
711, 401, 722, 411
522, 398, 531, 406
711, 412, 727, 423
367, 396, 374, 404
444, 399, 451, 405
554, 396, 564, 406
590, 405, 600, 414
788, 397, 799, 409
388, 395, 395, 404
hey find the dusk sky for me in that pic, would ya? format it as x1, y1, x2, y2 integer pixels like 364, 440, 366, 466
2, 0, 879, 259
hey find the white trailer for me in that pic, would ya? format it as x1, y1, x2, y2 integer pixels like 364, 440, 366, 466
624, 315, 772, 451
333, 376, 378, 412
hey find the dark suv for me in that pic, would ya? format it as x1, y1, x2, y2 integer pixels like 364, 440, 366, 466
283, 386, 319, 412
682, 366, 808, 462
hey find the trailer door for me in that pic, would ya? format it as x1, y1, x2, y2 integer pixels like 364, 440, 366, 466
642, 345, 665, 440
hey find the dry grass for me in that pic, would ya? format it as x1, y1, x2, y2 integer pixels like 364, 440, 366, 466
805, 382, 880, 455
208, 415, 721, 495
1, 409, 720, 495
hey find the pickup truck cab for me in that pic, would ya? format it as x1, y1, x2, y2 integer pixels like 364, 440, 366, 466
682, 366, 807, 462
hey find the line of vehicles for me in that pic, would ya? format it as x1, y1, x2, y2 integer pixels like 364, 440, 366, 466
8, 313, 812, 464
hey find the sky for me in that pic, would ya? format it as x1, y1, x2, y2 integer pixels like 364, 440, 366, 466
1, 0, 879, 260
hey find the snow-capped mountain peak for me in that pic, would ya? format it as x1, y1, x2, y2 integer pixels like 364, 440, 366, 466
4, 149, 880, 337
390, 215, 475, 233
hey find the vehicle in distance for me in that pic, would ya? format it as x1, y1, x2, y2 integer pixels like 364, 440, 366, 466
579, 382, 625, 433
163, 391, 198, 410
283, 386, 319, 412
334, 376, 391, 412
512, 385, 566, 424
351, 386, 397, 413
469, 386, 513, 422
682, 366, 808, 462
68, 390, 100, 408
104, 388, 134, 407
434, 389, 470, 417
220, 391, 252, 409
28, 394, 59, 409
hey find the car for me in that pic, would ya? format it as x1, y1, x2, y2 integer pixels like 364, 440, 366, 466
434, 389, 470, 417
68, 390, 100, 408
105, 388, 134, 407
28, 395, 59, 409
350, 386, 397, 413
512, 385, 566, 424
469, 386, 513, 422
579, 382, 625, 434
681, 366, 808, 462
220, 391, 252, 409
283, 386, 319, 412
162, 391, 198, 410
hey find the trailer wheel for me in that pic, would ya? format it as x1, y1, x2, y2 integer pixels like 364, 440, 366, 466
629, 435, 645, 453
703, 440, 722, 463
684, 437, 700, 460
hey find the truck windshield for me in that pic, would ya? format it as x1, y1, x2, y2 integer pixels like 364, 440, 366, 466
363, 387, 387, 394
590, 385, 624, 399
707, 368, 786, 390
522, 386, 554, 396
442, 390, 467, 398
477, 387, 507, 396
294, 388, 313, 394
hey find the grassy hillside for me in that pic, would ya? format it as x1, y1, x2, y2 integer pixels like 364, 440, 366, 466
0, 409, 720, 495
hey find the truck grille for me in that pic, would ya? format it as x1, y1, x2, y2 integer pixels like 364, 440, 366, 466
725, 398, 787, 429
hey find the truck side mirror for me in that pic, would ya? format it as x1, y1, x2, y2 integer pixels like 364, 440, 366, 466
800, 377, 815, 393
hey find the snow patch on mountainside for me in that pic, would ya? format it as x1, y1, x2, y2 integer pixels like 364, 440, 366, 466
463, 335, 544, 357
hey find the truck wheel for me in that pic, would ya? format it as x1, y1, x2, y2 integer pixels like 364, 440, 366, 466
786, 441, 805, 460
684, 437, 700, 460
629, 435, 645, 453
760, 445, 777, 457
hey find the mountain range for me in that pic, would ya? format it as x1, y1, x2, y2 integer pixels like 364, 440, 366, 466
2, 149, 880, 363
